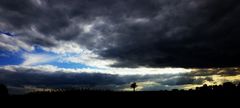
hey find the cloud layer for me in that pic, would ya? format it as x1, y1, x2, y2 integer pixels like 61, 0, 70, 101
1, 65, 240, 94
1, 0, 240, 93
1, 0, 240, 68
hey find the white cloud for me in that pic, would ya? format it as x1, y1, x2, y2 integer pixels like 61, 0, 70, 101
43, 41, 88, 54
79, 17, 106, 33
0, 34, 34, 52
62, 54, 116, 68
125, 17, 150, 24
82, 24, 94, 33
0, 42, 19, 51
31, 0, 47, 8
21, 53, 57, 66
1, 64, 192, 75
2, 32, 191, 75
33, 0, 43, 5
0, 34, 192, 75
105, 67, 192, 75
42, 41, 117, 68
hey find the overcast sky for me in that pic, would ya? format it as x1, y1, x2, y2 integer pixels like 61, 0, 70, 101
0, 0, 240, 94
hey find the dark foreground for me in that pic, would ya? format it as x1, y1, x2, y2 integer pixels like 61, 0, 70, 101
1, 91, 239, 107
1, 82, 240, 105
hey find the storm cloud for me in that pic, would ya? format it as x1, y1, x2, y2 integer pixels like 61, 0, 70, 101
0, 0, 240, 68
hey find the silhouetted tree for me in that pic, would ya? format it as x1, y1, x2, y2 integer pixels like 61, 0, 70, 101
0, 84, 8, 96
130, 82, 138, 92
222, 82, 236, 91
199, 84, 211, 91
212, 85, 223, 92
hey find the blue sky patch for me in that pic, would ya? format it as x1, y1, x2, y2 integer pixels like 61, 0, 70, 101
0, 50, 23, 66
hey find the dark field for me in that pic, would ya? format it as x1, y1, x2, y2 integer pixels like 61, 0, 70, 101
1, 82, 240, 103
0, 89, 238, 107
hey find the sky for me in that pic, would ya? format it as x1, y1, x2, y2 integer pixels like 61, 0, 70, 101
0, 0, 240, 94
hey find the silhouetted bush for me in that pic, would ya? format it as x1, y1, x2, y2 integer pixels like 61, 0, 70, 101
0, 84, 8, 96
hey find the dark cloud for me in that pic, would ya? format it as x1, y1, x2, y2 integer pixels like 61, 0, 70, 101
100, 0, 240, 68
0, 70, 123, 88
1, 0, 240, 68
161, 76, 213, 86
187, 68, 240, 77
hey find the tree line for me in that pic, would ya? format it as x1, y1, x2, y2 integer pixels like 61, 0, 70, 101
1, 82, 240, 97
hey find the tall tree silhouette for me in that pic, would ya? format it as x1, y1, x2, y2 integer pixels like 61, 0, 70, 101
130, 82, 138, 92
